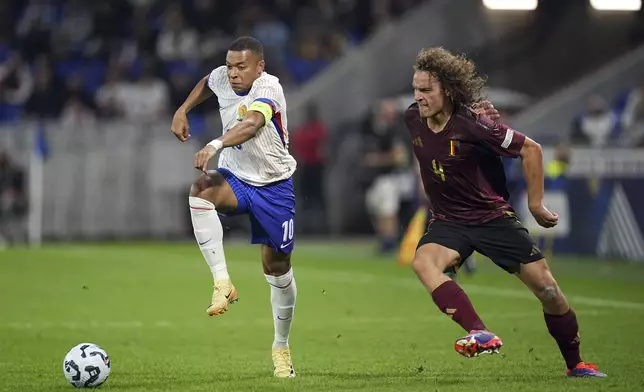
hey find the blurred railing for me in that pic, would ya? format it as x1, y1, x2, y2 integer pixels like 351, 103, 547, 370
1, 120, 197, 241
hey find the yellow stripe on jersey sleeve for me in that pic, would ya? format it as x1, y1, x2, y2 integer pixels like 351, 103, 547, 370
248, 100, 275, 126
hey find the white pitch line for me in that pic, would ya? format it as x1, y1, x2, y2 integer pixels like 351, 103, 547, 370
1, 311, 609, 330
460, 284, 644, 311
3, 320, 168, 330
298, 266, 644, 311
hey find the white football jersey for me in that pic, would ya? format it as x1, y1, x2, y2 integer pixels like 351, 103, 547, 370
207, 66, 297, 186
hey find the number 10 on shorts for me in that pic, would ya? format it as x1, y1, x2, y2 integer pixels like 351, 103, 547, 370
281, 219, 294, 243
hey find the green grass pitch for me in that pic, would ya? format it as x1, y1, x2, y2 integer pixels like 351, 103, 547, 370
1, 241, 644, 391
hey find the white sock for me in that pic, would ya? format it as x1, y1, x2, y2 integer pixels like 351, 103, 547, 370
265, 269, 297, 349
189, 196, 229, 280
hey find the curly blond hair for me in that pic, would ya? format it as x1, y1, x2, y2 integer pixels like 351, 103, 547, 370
414, 47, 487, 105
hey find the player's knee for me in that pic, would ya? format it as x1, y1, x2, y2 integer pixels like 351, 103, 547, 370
536, 283, 567, 307
189, 174, 211, 198
412, 247, 452, 276
411, 256, 429, 275
539, 284, 559, 303
262, 246, 291, 275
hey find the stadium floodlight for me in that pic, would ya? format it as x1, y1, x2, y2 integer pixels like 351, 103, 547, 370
482, 0, 537, 10
590, 0, 641, 10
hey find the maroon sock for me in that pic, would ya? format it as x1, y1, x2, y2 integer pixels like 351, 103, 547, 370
544, 309, 582, 369
431, 280, 486, 332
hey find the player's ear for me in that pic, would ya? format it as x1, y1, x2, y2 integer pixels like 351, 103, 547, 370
257, 59, 265, 75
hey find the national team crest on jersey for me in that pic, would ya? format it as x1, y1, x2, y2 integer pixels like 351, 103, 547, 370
237, 104, 247, 121
412, 136, 423, 147
449, 140, 460, 156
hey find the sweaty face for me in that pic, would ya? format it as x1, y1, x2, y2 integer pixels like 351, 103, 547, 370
413, 71, 447, 119
226, 50, 264, 93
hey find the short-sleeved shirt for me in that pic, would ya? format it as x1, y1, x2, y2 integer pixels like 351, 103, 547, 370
207, 66, 296, 186
404, 103, 526, 224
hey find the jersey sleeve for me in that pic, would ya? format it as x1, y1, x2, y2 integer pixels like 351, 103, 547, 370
248, 84, 281, 127
206, 66, 227, 95
468, 114, 526, 158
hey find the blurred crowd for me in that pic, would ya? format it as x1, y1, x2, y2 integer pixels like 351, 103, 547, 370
0, 150, 26, 248
571, 81, 644, 148
0, 0, 422, 126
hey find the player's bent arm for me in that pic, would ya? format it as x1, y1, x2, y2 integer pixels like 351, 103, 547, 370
177, 76, 213, 114
209, 111, 265, 150
519, 136, 545, 211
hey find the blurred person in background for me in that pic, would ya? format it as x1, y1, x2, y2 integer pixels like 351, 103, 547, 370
156, 5, 199, 63
0, 151, 27, 248
545, 142, 571, 183
16, 0, 58, 61
291, 103, 328, 234
53, 0, 93, 50
25, 55, 65, 119
287, 35, 329, 85
95, 63, 126, 118
252, 9, 290, 80
116, 7, 158, 75
362, 99, 410, 254
0, 53, 34, 123
59, 72, 97, 129
570, 94, 618, 147
616, 80, 644, 147
114, 61, 170, 122
620, 80, 644, 129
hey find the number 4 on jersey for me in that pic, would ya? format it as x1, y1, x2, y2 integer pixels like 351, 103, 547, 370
432, 159, 446, 182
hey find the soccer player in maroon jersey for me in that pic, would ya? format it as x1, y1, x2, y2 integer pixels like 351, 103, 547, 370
405, 47, 605, 378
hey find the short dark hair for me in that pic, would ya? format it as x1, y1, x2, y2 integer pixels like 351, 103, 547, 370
414, 47, 486, 105
228, 36, 264, 59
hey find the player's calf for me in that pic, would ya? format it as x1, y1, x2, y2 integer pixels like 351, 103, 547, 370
413, 243, 487, 333
188, 172, 240, 317
518, 260, 604, 376
518, 259, 569, 314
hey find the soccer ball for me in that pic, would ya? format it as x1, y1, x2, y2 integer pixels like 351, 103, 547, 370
63, 343, 111, 388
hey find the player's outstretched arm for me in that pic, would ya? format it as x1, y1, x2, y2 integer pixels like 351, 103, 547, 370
520, 137, 558, 228
193, 111, 266, 172
171, 76, 214, 142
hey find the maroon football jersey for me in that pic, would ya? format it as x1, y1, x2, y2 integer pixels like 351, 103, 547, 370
405, 103, 526, 224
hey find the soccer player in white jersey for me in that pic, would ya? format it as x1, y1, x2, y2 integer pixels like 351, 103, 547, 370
171, 37, 297, 378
